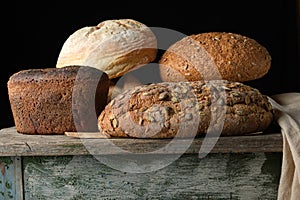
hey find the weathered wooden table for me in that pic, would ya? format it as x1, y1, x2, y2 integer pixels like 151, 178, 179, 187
0, 127, 283, 200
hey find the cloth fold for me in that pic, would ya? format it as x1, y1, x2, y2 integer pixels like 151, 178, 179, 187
268, 93, 300, 200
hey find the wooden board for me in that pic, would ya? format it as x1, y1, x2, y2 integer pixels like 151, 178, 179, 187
0, 157, 23, 200
22, 153, 281, 199
0, 127, 283, 156
64, 131, 111, 138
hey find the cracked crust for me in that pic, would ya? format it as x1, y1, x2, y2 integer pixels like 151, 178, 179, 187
56, 19, 157, 79
98, 80, 274, 138
159, 32, 271, 82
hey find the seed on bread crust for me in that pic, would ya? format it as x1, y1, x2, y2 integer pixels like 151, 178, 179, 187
98, 80, 274, 138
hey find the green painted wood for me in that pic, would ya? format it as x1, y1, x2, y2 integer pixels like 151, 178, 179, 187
23, 153, 281, 200
0, 157, 23, 200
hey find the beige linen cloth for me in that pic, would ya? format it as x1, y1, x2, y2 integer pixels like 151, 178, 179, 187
268, 93, 300, 200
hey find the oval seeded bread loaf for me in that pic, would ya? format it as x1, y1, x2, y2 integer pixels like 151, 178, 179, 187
98, 80, 274, 138
56, 19, 157, 79
8, 66, 109, 134
159, 32, 271, 82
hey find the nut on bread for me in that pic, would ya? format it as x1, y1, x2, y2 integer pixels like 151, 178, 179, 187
98, 80, 274, 138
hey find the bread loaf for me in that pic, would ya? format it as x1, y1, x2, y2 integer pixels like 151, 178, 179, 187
56, 19, 157, 79
8, 66, 109, 134
159, 32, 271, 82
98, 80, 274, 138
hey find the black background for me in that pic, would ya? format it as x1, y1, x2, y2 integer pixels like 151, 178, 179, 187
1, 0, 299, 129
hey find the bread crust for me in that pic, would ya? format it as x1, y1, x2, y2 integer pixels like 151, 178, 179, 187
98, 80, 274, 138
56, 19, 157, 79
159, 32, 271, 82
8, 66, 109, 134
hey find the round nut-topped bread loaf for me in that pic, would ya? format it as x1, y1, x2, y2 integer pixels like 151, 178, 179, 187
8, 66, 109, 134
56, 19, 157, 79
98, 80, 274, 138
159, 32, 271, 82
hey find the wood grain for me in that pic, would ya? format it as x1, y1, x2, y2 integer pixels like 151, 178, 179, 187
0, 127, 283, 156
64, 131, 111, 139
23, 154, 281, 199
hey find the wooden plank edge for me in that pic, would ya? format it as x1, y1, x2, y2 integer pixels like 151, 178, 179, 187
65, 132, 111, 139
0, 127, 283, 156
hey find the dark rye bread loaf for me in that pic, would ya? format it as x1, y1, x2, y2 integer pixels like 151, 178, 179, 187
8, 66, 109, 134
98, 80, 274, 138
159, 32, 271, 82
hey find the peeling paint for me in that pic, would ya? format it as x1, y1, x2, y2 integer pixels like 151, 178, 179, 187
0, 157, 23, 200
0, 157, 13, 166
23, 154, 281, 199
0, 163, 5, 176
5, 181, 12, 189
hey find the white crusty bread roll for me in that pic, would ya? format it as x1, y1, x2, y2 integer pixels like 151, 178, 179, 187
56, 19, 157, 79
